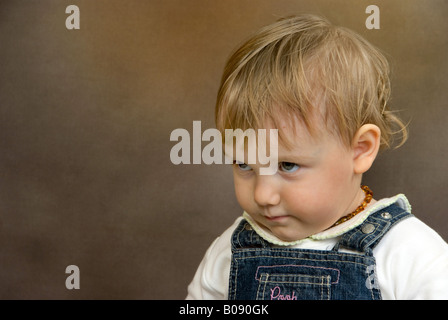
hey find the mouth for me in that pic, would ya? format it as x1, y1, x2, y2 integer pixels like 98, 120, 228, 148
264, 215, 289, 222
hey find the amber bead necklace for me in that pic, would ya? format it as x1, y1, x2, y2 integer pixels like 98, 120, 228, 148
331, 185, 373, 228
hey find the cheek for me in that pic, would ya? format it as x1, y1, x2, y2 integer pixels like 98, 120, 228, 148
282, 162, 353, 220
325, 159, 356, 204
315, 149, 354, 194
233, 175, 253, 209
282, 187, 340, 229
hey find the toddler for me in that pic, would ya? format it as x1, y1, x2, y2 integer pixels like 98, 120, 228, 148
186, 14, 448, 300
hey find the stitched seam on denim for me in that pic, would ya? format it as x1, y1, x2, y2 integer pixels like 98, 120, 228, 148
233, 246, 366, 255
233, 249, 374, 260
361, 221, 391, 251
262, 274, 269, 299
256, 273, 269, 300
230, 258, 239, 300
260, 275, 330, 285
321, 276, 325, 300
255, 264, 340, 284
234, 256, 373, 274
344, 221, 381, 249
235, 257, 373, 280
236, 225, 245, 249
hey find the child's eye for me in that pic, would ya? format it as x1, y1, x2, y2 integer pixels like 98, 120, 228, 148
279, 162, 300, 173
233, 160, 252, 171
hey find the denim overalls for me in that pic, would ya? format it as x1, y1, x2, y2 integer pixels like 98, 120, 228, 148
228, 203, 412, 300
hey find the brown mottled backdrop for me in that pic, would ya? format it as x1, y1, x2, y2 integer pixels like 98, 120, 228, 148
0, 0, 447, 299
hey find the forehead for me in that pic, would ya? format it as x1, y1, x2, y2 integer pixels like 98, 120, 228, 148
225, 110, 344, 160
227, 116, 321, 158
264, 113, 321, 150
269, 113, 350, 161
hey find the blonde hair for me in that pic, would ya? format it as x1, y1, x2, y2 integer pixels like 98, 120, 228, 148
215, 14, 407, 150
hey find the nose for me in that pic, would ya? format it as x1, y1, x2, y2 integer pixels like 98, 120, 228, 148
253, 176, 280, 207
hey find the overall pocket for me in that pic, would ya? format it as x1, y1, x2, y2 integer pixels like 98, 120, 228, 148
255, 265, 340, 300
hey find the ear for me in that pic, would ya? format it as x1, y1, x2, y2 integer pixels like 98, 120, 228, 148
351, 124, 381, 174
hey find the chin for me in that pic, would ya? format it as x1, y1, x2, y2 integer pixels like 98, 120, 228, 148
273, 229, 308, 242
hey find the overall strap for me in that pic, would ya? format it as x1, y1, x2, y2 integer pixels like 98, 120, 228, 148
231, 219, 270, 249
337, 203, 413, 254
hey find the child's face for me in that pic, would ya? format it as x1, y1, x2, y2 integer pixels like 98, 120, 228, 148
232, 117, 363, 242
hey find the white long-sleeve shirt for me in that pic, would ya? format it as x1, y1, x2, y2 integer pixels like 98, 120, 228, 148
186, 195, 448, 300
